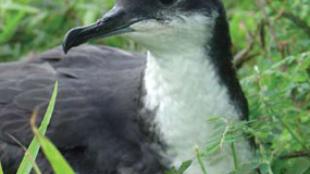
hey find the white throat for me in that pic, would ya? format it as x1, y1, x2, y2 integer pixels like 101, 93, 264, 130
143, 46, 252, 174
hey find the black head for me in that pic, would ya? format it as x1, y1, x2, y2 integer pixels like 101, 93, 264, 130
63, 0, 227, 53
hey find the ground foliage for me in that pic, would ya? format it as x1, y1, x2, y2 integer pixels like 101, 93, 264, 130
0, 0, 309, 174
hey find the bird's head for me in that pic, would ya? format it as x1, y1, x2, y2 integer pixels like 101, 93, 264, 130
63, 0, 228, 54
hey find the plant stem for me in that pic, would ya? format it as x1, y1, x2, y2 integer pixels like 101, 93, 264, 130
231, 143, 239, 171
195, 147, 208, 174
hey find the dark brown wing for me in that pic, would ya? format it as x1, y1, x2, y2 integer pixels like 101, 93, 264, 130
0, 45, 164, 174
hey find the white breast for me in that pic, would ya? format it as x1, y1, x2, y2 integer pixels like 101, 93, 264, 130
143, 49, 253, 174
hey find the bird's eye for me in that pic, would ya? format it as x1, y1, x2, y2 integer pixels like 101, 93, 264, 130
159, 0, 176, 6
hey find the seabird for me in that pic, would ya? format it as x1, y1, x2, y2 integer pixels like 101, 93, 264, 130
0, 0, 256, 173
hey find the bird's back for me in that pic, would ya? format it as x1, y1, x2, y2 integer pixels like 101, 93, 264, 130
0, 45, 164, 174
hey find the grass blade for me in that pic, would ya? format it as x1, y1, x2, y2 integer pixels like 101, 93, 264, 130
31, 127, 75, 174
0, 161, 3, 174
17, 82, 58, 174
7, 133, 41, 174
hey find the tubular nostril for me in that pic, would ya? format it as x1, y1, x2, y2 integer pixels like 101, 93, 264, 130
103, 5, 125, 20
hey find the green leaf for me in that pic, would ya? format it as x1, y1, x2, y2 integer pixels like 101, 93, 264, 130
165, 160, 192, 174
177, 160, 192, 174
17, 82, 58, 174
286, 158, 310, 174
232, 162, 260, 174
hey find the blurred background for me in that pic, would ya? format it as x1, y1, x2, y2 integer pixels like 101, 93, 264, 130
0, 0, 309, 173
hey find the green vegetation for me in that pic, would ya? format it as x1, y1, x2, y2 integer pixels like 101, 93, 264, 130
227, 1, 310, 173
0, 0, 309, 174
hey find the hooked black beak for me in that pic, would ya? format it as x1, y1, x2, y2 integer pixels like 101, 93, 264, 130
63, 6, 141, 53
